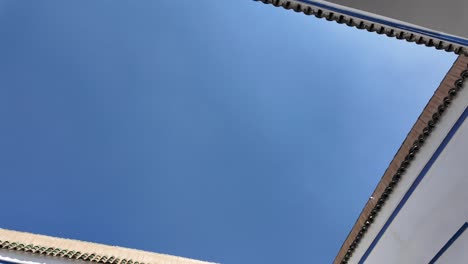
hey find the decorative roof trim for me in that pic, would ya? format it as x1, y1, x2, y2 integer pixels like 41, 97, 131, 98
0, 239, 132, 264
334, 56, 468, 264
254, 0, 468, 56
0, 229, 213, 264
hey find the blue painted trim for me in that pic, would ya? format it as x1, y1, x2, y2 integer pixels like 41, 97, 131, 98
0, 261, 20, 264
429, 222, 468, 264
358, 106, 468, 263
258, 0, 468, 46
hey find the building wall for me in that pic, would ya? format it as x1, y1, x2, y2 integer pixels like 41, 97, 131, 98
325, 0, 468, 38
350, 82, 468, 263
0, 249, 87, 264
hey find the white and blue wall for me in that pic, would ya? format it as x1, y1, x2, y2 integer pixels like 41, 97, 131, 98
350, 82, 468, 263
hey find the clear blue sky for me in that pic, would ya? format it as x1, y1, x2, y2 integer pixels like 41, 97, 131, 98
0, 1, 456, 263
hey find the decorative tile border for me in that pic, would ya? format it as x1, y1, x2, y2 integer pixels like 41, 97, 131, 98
255, 0, 468, 56
335, 61, 468, 263
0, 240, 142, 264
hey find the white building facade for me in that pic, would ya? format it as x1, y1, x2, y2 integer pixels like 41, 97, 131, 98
335, 56, 468, 263
0, 229, 212, 264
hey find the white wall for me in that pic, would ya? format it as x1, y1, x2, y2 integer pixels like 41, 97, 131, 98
350, 83, 468, 264
0, 250, 87, 264
436, 226, 468, 264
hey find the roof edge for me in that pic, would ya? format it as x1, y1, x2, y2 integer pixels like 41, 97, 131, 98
255, 0, 468, 56
0, 229, 215, 264
334, 55, 468, 264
